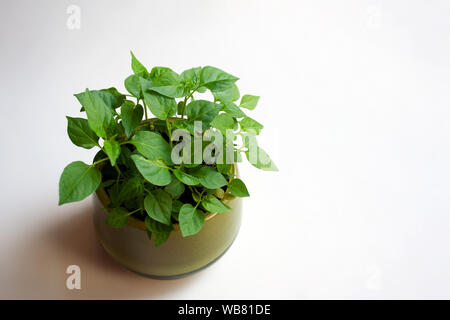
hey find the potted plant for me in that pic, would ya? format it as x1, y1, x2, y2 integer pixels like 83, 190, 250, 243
58, 51, 277, 278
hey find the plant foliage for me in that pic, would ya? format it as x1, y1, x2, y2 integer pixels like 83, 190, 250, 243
59, 51, 277, 246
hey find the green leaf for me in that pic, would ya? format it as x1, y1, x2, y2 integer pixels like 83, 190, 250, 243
172, 118, 195, 135
75, 89, 114, 139
221, 102, 246, 118
213, 84, 240, 103
148, 84, 185, 98
144, 189, 172, 225
179, 204, 205, 237
140, 77, 177, 120
181, 67, 201, 90
117, 146, 136, 169
130, 131, 172, 164
121, 101, 143, 136
211, 113, 234, 134
104, 137, 121, 166
117, 177, 143, 203
99, 179, 115, 189
124, 74, 142, 98
245, 146, 278, 171
75, 89, 119, 111
150, 66, 181, 84
216, 163, 232, 174
106, 207, 129, 228
145, 216, 172, 246
130, 51, 148, 74
201, 194, 231, 213
108, 182, 121, 207
200, 66, 239, 92
131, 154, 172, 186
186, 100, 220, 127
147, 67, 185, 98
177, 100, 185, 114
240, 94, 260, 110
173, 169, 200, 186
164, 178, 185, 199
100, 87, 126, 108
227, 178, 249, 197
192, 192, 201, 203
240, 117, 264, 135
191, 166, 227, 189
58, 161, 101, 205
66, 116, 99, 149
172, 199, 183, 213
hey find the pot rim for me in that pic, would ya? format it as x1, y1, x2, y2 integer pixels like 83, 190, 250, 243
95, 163, 238, 233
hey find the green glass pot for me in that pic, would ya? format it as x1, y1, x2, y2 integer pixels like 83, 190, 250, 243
92, 175, 242, 279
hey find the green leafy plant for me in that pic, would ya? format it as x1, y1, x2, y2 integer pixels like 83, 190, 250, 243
58, 51, 277, 246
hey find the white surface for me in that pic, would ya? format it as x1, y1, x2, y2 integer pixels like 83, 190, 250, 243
1, 0, 450, 299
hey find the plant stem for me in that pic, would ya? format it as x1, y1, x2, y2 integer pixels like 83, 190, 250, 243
181, 96, 188, 118
181, 85, 200, 118
188, 185, 201, 196
166, 119, 173, 148
143, 100, 148, 120
115, 165, 121, 183
194, 190, 205, 209
92, 158, 109, 166
144, 187, 152, 194
187, 85, 200, 100
188, 185, 196, 195
127, 208, 142, 216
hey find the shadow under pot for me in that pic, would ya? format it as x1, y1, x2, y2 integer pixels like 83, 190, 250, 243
92, 171, 242, 279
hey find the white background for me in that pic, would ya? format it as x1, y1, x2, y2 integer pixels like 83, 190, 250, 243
1, 0, 449, 299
